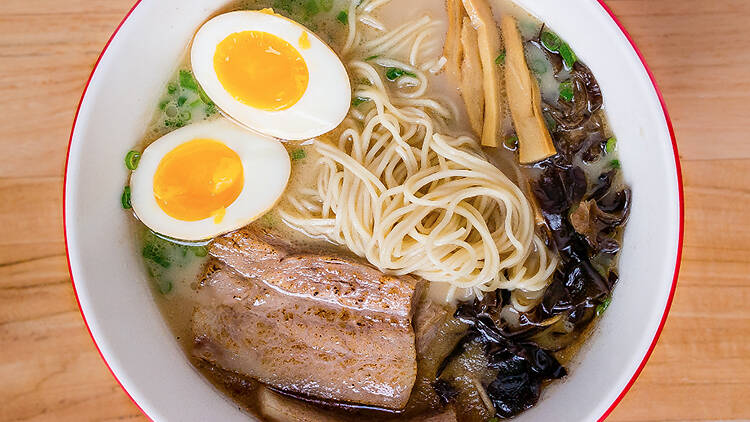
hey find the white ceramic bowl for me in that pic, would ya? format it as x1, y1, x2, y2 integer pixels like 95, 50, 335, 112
64, 1, 683, 421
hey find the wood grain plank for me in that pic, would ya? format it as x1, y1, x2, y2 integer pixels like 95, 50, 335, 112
0, 312, 145, 422
0, 178, 63, 246
604, 0, 750, 162
0, 11, 129, 179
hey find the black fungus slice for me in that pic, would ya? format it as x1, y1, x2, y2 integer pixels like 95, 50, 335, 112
450, 301, 567, 419
570, 193, 631, 253
533, 165, 587, 215
532, 165, 613, 314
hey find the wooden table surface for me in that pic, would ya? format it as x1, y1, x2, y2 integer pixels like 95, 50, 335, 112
1, 0, 748, 421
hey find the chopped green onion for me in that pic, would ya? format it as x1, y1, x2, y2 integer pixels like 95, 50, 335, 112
610, 159, 621, 169
352, 96, 370, 106
495, 51, 506, 65
386, 67, 404, 80
504, 135, 519, 150
559, 81, 574, 102
177, 96, 187, 107
198, 87, 213, 106
540, 31, 562, 51
179, 110, 192, 122
157, 279, 173, 294
205, 104, 217, 116
605, 137, 617, 154
365, 54, 380, 61
290, 149, 307, 160
336, 10, 348, 24
142, 239, 171, 268
319, 0, 333, 11
124, 151, 141, 170
121, 186, 132, 209
540, 30, 577, 69
164, 119, 186, 128
158, 99, 169, 110
179, 69, 199, 91
304, 0, 319, 16
385, 67, 417, 81
167, 82, 178, 95
558, 43, 577, 69
596, 297, 611, 316
191, 245, 208, 257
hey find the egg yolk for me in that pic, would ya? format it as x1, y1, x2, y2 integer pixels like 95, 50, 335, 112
153, 139, 244, 222
213, 31, 309, 111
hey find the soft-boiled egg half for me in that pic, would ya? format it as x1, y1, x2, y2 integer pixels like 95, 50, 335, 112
130, 118, 290, 241
191, 10, 351, 140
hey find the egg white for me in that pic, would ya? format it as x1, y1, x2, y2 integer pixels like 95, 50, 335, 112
130, 118, 291, 240
191, 11, 351, 140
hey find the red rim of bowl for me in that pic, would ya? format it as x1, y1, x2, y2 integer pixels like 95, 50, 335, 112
62, 1, 684, 421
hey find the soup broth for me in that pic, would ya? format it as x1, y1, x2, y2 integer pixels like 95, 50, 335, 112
125, 0, 630, 420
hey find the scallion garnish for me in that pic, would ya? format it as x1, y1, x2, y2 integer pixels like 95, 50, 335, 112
605, 137, 617, 154
336, 10, 348, 24
177, 96, 187, 107
558, 44, 577, 69
385, 67, 417, 81
158, 99, 169, 111
124, 151, 141, 170
164, 119, 186, 128
596, 297, 611, 316
179, 69, 199, 91
504, 135, 519, 150
198, 87, 213, 106
365, 54, 380, 61
191, 245, 208, 257
559, 81, 574, 102
158, 280, 173, 295
290, 149, 307, 160
167, 82, 178, 95
495, 51, 506, 65
540, 30, 577, 69
142, 237, 171, 268
179, 110, 191, 122
121, 186, 132, 209
541, 31, 562, 51
610, 159, 621, 169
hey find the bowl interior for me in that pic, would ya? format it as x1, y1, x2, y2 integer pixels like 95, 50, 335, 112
65, 0, 681, 420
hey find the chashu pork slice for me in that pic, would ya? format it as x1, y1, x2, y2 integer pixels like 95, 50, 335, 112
192, 227, 424, 410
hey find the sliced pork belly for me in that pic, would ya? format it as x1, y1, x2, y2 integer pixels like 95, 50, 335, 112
192, 227, 423, 410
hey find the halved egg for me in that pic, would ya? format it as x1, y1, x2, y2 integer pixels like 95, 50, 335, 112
191, 10, 351, 140
130, 118, 290, 240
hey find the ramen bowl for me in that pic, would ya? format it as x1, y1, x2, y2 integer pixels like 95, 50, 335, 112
64, 0, 682, 420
